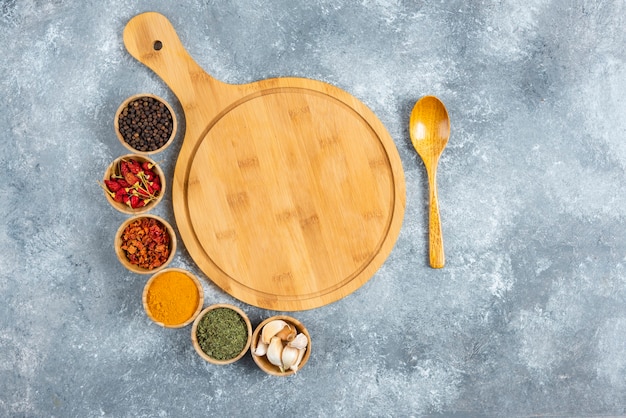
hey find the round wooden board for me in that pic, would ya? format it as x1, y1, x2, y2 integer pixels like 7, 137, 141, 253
123, 12, 406, 310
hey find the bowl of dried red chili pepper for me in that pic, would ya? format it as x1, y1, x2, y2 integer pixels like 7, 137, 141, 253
102, 154, 165, 214
114, 214, 177, 274
114, 93, 177, 155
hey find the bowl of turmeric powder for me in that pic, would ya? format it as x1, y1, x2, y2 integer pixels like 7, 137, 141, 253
142, 268, 204, 328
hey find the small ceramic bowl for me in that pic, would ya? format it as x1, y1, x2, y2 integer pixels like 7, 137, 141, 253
142, 268, 204, 328
114, 93, 177, 155
114, 214, 176, 274
251, 315, 311, 376
191, 304, 252, 365
102, 154, 166, 214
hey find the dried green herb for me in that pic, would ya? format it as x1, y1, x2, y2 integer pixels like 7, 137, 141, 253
196, 308, 248, 360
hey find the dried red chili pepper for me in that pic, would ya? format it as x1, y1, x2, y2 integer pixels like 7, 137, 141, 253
102, 158, 163, 210
120, 160, 130, 177
114, 189, 125, 203
129, 195, 140, 208
104, 179, 121, 192
124, 171, 139, 186
117, 179, 130, 188
143, 169, 156, 181
128, 159, 142, 174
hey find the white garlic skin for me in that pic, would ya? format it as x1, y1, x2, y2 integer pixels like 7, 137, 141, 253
281, 345, 300, 371
256, 319, 309, 374
288, 333, 308, 350
290, 348, 306, 372
253, 341, 268, 356
266, 336, 284, 368
275, 324, 296, 342
261, 320, 289, 345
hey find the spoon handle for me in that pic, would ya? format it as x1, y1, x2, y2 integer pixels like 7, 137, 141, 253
427, 168, 445, 268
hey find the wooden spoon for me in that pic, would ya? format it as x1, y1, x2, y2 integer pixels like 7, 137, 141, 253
409, 96, 450, 269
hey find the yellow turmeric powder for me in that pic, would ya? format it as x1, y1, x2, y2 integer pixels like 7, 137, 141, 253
145, 270, 200, 326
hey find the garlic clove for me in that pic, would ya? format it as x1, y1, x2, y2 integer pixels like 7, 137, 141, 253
275, 323, 296, 342
290, 347, 306, 372
253, 341, 268, 356
281, 345, 299, 371
266, 336, 284, 369
261, 320, 289, 345
288, 333, 308, 349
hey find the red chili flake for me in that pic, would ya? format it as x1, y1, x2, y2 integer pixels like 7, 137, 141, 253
119, 217, 171, 269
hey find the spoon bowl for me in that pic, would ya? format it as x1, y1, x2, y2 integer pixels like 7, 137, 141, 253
409, 96, 450, 268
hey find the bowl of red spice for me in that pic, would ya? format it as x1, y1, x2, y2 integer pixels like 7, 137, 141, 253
114, 214, 176, 274
114, 93, 177, 155
102, 154, 165, 214
250, 315, 311, 376
143, 268, 204, 328
191, 304, 252, 365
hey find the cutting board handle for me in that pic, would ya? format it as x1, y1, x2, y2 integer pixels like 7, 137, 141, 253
123, 12, 231, 116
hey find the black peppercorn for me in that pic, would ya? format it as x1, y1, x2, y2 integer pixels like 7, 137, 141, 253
118, 96, 174, 152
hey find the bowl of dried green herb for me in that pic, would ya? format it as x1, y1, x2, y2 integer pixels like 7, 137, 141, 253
114, 93, 177, 155
191, 304, 252, 365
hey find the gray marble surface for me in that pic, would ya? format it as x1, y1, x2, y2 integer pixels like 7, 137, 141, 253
2, 1, 626, 417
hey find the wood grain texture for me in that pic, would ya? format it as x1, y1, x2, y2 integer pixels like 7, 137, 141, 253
123, 12, 405, 310
409, 96, 450, 269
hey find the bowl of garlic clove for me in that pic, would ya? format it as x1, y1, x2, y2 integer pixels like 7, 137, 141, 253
250, 315, 311, 376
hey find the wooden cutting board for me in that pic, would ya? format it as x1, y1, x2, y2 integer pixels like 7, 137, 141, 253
123, 12, 405, 311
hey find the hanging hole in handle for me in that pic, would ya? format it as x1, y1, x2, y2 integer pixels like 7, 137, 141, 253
153, 40, 163, 51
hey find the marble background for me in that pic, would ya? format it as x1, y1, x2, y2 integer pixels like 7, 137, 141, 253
2, 1, 626, 416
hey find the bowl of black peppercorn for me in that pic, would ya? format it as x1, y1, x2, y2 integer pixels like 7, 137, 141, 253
115, 93, 177, 155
